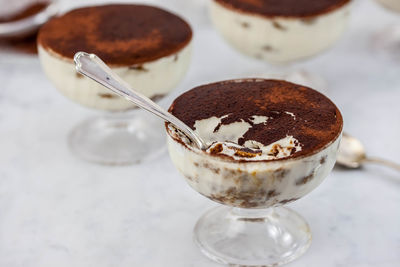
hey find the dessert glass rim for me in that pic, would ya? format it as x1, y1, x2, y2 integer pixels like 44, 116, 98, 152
213, 0, 353, 19
37, 39, 193, 68
166, 77, 343, 164
36, 3, 193, 67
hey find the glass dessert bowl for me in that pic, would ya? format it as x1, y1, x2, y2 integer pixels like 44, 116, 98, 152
0, 0, 58, 39
166, 79, 343, 266
209, 0, 352, 89
373, 0, 400, 59
38, 4, 192, 165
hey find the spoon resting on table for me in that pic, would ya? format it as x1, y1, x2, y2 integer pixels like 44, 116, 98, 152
336, 133, 400, 171
73, 52, 208, 151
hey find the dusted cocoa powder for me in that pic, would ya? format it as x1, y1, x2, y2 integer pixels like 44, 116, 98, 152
168, 79, 343, 160
38, 4, 192, 66
215, 0, 351, 18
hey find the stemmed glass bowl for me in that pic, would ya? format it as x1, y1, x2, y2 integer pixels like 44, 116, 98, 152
37, 4, 192, 165
165, 79, 343, 266
209, 0, 353, 89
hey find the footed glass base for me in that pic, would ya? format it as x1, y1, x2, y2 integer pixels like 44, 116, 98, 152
68, 112, 166, 165
194, 206, 311, 266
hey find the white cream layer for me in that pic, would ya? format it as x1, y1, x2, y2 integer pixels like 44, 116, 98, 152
209, 0, 351, 63
376, 0, 400, 12
167, 126, 341, 208
192, 114, 301, 160
38, 42, 192, 111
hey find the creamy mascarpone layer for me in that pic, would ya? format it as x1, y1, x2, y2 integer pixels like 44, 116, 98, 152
38, 42, 192, 111
191, 114, 302, 161
167, 128, 341, 208
376, 0, 400, 12
209, 0, 351, 63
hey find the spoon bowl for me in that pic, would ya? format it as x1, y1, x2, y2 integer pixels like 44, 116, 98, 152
336, 133, 366, 168
337, 133, 400, 171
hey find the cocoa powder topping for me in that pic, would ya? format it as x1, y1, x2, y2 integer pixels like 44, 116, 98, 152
38, 4, 192, 66
168, 79, 343, 159
214, 0, 351, 18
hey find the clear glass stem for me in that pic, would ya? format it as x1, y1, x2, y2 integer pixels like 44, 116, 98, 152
194, 205, 312, 266
68, 109, 166, 165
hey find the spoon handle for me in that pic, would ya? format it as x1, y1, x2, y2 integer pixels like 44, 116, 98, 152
73, 52, 206, 150
363, 157, 400, 172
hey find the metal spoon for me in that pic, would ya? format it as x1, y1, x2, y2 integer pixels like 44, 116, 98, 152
73, 52, 208, 150
337, 133, 400, 171
0, 1, 58, 38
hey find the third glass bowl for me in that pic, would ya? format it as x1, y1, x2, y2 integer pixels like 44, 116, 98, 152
38, 4, 192, 165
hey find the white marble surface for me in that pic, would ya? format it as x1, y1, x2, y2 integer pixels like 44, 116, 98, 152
1, 0, 400, 266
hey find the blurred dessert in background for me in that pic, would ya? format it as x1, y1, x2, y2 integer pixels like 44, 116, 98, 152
0, 0, 55, 53
38, 4, 192, 110
209, 0, 352, 63
0, 0, 50, 23
376, 0, 400, 13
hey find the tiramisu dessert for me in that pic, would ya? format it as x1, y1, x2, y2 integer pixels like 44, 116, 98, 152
166, 79, 342, 265
376, 0, 400, 13
166, 79, 343, 208
38, 4, 192, 110
0, 0, 50, 23
209, 0, 352, 63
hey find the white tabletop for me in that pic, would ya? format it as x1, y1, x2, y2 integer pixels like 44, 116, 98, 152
0, 0, 399, 266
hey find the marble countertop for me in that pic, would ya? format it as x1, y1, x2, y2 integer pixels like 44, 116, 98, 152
0, 0, 399, 266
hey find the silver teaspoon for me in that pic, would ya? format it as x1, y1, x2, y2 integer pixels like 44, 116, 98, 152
336, 133, 400, 171
73, 52, 208, 150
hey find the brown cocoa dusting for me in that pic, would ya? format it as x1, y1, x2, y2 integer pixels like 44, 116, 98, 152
38, 4, 192, 65
0, 2, 49, 23
168, 79, 343, 161
215, 0, 351, 18
320, 156, 327, 164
